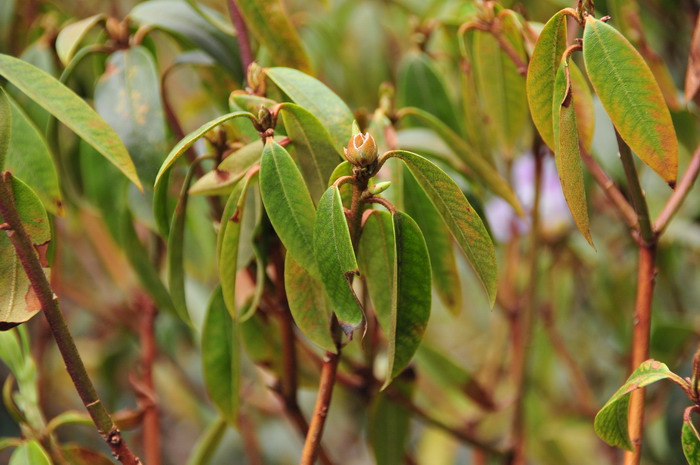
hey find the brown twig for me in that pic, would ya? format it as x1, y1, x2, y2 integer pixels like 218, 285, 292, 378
227, 0, 254, 74
654, 146, 700, 234
0, 172, 142, 465
136, 295, 160, 465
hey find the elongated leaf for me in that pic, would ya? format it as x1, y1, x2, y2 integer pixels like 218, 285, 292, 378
186, 416, 227, 465
594, 359, 675, 450
154, 111, 254, 189
0, 88, 10, 169
285, 253, 336, 353
398, 50, 462, 134
95, 46, 168, 186
233, 0, 311, 72
190, 140, 263, 195
0, 54, 140, 188
583, 16, 678, 185
0, 177, 51, 330
369, 373, 414, 465
55, 14, 105, 65
684, 409, 700, 465
459, 29, 492, 163
389, 151, 496, 306
526, 10, 567, 151
569, 62, 595, 152
259, 140, 316, 273
9, 441, 51, 465
358, 210, 394, 332
60, 446, 113, 465
398, 107, 522, 216
5, 97, 61, 214
266, 67, 353, 148
403, 167, 461, 313
202, 286, 239, 425
314, 186, 363, 332
554, 62, 593, 247
280, 103, 342, 203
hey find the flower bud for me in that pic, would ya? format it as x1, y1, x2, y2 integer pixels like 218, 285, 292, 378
343, 131, 378, 168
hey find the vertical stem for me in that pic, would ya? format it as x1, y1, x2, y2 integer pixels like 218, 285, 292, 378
616, 131, 654, 244
227, 0, 254, 72
138, 296, 160, 465
0, 172, 142, 465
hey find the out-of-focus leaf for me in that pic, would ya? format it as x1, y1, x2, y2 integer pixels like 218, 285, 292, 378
583, 16, 678, 185
553, 62, 593, 247
369, 372, 414, 465
398, 50, 462, 135
0, 54, 140, 188
233, 0, 311, 72
314, 186, 363, 332
46, 411, 92, 433
594, 359, 676, 450
229, 92, 277, 114
398, 107, 522, 216
0, 0, 15, 52
0, 177, 51, 330
358, 210, 394, 332
389, 151, 496, 307
279, 103, 342, 203
266, 67, 353, 148
60, 445, 113, 465
285, 253, 336, 353
5, 96, 61, 214
9, 441, 51, 465
403, 167, 461, 313
130, 0, 242, 77
0, 86, 10, 168
459, 29, 492, 163
683, 409, 700, 465
55, 14, 105, 66
384, 211, 431, 386
202, 286, 239, 426
184, 0, 234, 35
95, 46, 168, 186
526, 10, 567, 151
569, 62, 595, 152
190, 140, 263, 196
259, 140, 316, 272
686, 14, 700, 102
155, 111, 255, 189
186, 415, 227, 465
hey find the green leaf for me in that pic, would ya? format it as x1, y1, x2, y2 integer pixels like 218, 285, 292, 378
55, 14, 105, 66
259, 140, 316, 273
60, 445, 113, 465
9, 441, 51, 465
369, 373, 414, 465
279, 103, 342, 203
0, 177, 51, 330
232, 0, 311, 72
683, 409, 700, 465
389, 151, 497, 307
314, 186, 363, 332
594, 359, 675, 451
569, 62, 596, 152
398, 107, 522, 216
583, 16, 678, 185
185, 416, 227, 465
95, 46, 168, 186
403, 167, 461, 313
5, 96, 61, 214
266, 67, 354, 148
46, 411, 92, 434
0, 87, 10, 169
358, 211, 394, 333
154, 111, 255, 189
284, 253, 336, 353
526, 10, 567, 151
201, 286, 239, 426
189, 140, 263, 196
0, 54, 140, 189
554, 62, 594, 247
397, 50, 462, 135
385, 211, 431, 386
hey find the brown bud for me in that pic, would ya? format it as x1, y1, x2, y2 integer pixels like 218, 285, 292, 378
343, 132, 378, 168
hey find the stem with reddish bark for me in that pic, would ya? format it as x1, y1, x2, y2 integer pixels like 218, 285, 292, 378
137, 296, 160, 465
0, 172, 143, 465
227, 0, 254, 72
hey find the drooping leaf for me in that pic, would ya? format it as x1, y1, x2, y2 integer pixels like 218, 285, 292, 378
389, 151, 496, 307
569, 62, 595, 152
285, 253, 336, 353
154, 111, 255, 189
369, 372, 415, 465
95, 46, 168, 186
385, 211, 431, 386
594, 359, 676, 450
398, 107, 522, 216
266, 67, 353, 148
9, 441, 51, 465
55, 14, 105, 66
189, 140, 263, 196
358, 210, 394, 332
185, 416, 227, 465
526, 10, 567, 151
259, 140, 316, 273
583, 16, 678, 185
683, 409, 700, 465
201, 286, 239, 426
553, 62, 594, 247
232, 0, 311, 72
403, 167, 461, 313
314, 186, 363, 332
0, 177, 51, 330
0, 54, 140, 188
279, 103, 342, 203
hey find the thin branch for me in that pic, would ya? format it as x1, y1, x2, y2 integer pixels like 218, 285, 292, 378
654, 146, 700, 234
0, 172, 142, 465
616, 130, 654, 244
137, 295, 160, 465
227, 0, 254, 73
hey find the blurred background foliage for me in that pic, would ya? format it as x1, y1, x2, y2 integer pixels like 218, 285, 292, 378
1, 0, 700, 464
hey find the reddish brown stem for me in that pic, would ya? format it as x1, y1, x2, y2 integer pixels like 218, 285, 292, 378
137, 296, 160, 465
654, 145, 700, 234
227, 0, 254, 73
